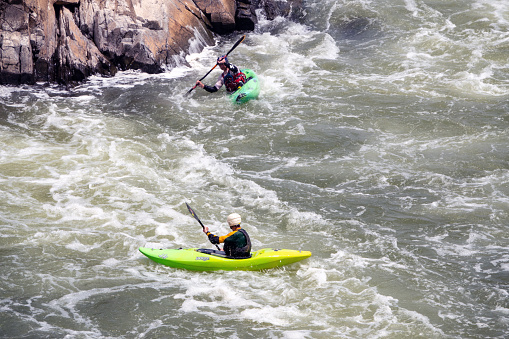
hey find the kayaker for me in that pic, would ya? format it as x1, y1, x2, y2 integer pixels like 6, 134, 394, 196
203, 213, 251, 258
195, 56, 247, 94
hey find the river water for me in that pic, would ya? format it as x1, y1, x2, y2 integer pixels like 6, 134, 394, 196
1, 0, 508, 338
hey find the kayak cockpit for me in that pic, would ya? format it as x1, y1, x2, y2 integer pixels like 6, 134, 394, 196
196, 248, 252, 259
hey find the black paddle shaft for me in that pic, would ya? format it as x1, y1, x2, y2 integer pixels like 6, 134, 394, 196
186, 203, 221, 250
186, 35, 246, 95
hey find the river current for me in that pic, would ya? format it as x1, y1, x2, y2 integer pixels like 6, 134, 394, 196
1, 0, 508, 338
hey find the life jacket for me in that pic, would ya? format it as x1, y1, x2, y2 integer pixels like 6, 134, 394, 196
223, 70, 247, 93
223, 228, 251, 258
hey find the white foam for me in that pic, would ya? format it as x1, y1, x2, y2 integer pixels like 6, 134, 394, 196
240, 304, 306, 326
65, 240, 94, 253
102, 258, 121, 267
277, 330, 312, 339
452, 68, 508, 96
404, 0, 419, 15
310, 34, 340, 60
1, 2, 507, 337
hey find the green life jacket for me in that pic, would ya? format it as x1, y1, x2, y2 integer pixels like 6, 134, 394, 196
223, 228, 251, 258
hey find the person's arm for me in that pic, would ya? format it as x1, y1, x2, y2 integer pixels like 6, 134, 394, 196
195, 80, 218, 93
203, 226, 221, 244
203, 85, 218, 93
196, 73, 224, 93
207, 232, 221, 244
204, 229, 236, 244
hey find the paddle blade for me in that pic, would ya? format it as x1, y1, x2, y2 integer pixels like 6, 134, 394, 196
185, 85, 196, 96
186, 202, 220, 250
226, 35, 246, 56
186, 202, 198, 219
186, 202, 205, 228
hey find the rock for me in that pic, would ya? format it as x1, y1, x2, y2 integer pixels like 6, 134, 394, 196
31, 0, 59, 83
0, 0, 215, 85
0, 0, 303, 86
235, 0, 257, 31
89, 0, 214, 73
0, 1, 34, 84
57, 6, 115, 84
255, 0, 305, 21
193, 0, 236, 34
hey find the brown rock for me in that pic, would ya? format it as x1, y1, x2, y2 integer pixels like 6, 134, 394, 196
235, 0, 257, 31
90, 0, 214, 73
0, 0, 303, 86
1, 2, 34, 84
255, 0, 305, 21
57, 6, 115, 84
194, 0, 236, 33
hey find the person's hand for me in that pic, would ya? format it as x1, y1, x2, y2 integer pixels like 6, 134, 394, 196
195, 80, 205, 88
203, 226, 209, 233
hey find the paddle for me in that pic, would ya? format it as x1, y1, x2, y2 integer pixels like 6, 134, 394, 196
185, 35, 246, 95
186, 202, 221, 250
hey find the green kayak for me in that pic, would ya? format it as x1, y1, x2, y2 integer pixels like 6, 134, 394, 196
230, 69, 260, 104
139, 247, 311, 271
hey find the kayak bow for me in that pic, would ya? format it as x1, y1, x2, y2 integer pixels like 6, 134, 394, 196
231, 69, 260, 104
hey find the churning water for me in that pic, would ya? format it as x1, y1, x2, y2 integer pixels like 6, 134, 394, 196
1, 0, 508, 338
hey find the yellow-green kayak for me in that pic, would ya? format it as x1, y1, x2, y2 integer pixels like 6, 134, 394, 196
139, 247, 311, 271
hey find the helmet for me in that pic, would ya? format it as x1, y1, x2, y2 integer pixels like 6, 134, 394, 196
227, 213, 241, 227
217, 55, 228, 64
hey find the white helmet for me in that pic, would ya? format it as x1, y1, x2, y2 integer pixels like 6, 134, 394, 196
227, 213, 242, 227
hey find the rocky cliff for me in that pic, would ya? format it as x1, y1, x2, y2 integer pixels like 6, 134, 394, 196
0, 0, 303, 86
